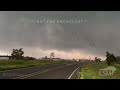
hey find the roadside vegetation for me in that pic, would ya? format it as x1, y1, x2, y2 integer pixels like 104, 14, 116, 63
0, 60, 74, 71
78, 51, 120, 79
0, 48, 75, 71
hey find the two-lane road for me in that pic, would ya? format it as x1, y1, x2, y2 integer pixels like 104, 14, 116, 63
0, 62, 84, 79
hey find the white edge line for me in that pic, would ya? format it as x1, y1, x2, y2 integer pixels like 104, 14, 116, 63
68, 66, 81, 79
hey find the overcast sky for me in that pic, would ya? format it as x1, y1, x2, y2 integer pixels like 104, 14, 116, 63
0, 11, 120, 60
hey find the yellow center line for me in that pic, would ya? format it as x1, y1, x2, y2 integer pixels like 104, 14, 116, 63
13, 63, 75, 79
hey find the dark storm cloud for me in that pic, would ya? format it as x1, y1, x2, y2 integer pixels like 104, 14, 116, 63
0, 11, 120, 57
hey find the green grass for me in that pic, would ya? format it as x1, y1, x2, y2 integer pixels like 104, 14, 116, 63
0, 60, 73, 71
78, 62, 120, 79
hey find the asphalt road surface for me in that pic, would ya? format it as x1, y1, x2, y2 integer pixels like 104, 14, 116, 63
0, 62, 84, 79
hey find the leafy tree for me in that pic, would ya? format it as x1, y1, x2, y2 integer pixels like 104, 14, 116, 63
50, 52, 55, 59
116, 56, 120, 64
45, 56, 47, 59
106, 51, 116, 65
11, 48, 24, 60
94, 57, 101, 62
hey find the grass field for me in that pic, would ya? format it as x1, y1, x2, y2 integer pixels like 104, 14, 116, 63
0, 60, 73, 71
78, 62, 120, 79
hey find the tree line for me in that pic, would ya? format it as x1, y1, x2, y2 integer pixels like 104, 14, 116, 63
10, 48, 120, 64
106, 51, 120, 65
11, 48, 36, 60
94, 51, 120, 66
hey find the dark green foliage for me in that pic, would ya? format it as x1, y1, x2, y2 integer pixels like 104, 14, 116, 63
24, 56, 36, 60
116, 56, 120, 64
94, 57, 101, 62
11, 48, 24, 60
106, 51, 116, 65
